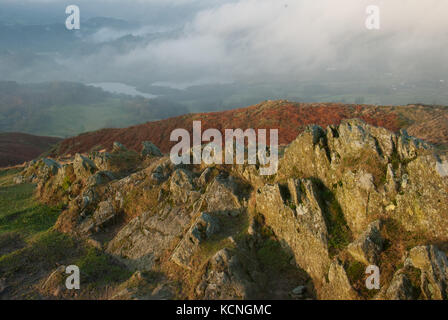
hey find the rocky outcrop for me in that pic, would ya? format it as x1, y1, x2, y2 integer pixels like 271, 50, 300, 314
73, 154, 97, 179
379, 272, 416, 300
106, 205, 194, 271
204, 176, 245, 216
80, 200, 117, 234
170, 169, 196, 204
279, 119, 447, 237
347, 220, 384, 265
195, 248, 261, 299
22, 119, 448, 300
171, 212, 220, 269
407, 245, 448, 300
255, 179, 331, 291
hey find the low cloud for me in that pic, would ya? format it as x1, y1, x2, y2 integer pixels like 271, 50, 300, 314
3, 0, 448, 93
66, 0, 447, 86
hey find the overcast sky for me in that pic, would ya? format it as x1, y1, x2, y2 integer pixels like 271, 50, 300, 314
1, 0, 448, 94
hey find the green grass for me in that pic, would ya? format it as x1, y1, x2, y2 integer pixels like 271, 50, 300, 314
75, 247, 132, 287
0, 183, 61, 238
0, 170, 131, 297
0, 230, 78, 277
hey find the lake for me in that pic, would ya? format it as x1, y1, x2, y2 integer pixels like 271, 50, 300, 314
88, 82, 157, 99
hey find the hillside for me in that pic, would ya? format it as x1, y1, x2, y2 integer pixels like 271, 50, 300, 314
0, 132, 61, 167
55, 101, 448, 157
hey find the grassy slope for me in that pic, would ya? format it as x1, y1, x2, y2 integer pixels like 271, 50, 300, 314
0, 169, 130, 299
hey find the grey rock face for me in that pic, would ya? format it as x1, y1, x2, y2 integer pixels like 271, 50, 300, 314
170, 168, 195, 204
204, 176, 242, 216
107, 206, 193, 271
171, 212, 220, 269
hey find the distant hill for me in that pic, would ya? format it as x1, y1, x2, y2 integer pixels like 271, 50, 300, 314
54, 100, 448, 157
0, 132, 61, 167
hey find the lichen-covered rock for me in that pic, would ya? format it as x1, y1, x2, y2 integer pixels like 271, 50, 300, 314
90, 152, 113, 171
86, 171, 116, 187
379, 272, 416, 300
80, 200, 117, 234
149, 159, 172, 183
171, 212, 220, 269
73, 153, 97, 179
407, 245, 448, 300
204, 176, 244, 216
170, 168, 195, 204
196, 248, 260, 299
23, 158, 61, 182
394, 154, 448, 238
347, 220, 384, 265
112, 271, 174, 300
106, 205, 193, 271
320, 260, 358, 300
255, 179, 331, 292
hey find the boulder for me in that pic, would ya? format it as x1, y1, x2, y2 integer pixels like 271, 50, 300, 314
113, 142, 127, 153
347, 220, 384, 265
73, 154, 97, 179
141, 141, 163, 157
204, 176, 243, 216
86, 171, 116, 187
80, 200, 117, 234
170, 168, 194, 204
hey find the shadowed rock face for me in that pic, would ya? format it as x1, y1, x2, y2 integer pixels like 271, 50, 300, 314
16, 119, 448, 300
